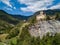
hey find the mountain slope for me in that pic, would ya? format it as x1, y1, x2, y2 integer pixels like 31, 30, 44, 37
0, 10, 19, 25
29, 20, 60, 38
0, 10, 20, 34
0, 10, 60, 45
34, 9, 60, 15
11, 15, 31, 20
28, 9, 60, 38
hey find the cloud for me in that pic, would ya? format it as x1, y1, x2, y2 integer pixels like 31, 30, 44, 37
13, 7, 16, 9
0, 0, 16, 10
4, 7, 13, 11
49, 3, 60, 9
18, 0, 55, 12
0, 0, 12, 8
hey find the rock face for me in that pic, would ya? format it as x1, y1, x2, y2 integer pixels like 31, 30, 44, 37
29, 20, 60, 38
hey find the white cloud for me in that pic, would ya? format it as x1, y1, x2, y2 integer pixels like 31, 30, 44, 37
21, 6, 48, 12
4, 7, 13, 11
13, 7, 16, 9
0, 0, 12, 7
18, 0, 54, 12
6, 8, 12, 11
49, 3, 60, 9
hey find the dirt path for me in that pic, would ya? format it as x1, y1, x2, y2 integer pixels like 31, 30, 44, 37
17, 22, 30, 37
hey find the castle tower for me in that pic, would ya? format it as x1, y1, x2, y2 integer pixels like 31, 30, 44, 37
40, 11, 44, 15
36, 11, 46, 21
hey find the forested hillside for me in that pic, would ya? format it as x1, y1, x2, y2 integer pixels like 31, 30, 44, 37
0, 10, 60, 45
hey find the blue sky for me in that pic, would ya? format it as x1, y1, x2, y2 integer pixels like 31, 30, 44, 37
0, 0, 60, 16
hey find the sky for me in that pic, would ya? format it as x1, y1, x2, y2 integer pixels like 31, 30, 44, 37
0, 0, 60, 16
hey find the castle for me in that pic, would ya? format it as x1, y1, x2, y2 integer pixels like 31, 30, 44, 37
36, 11, 46, 21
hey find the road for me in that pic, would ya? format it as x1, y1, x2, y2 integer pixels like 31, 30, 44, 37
17, 22, 30, 37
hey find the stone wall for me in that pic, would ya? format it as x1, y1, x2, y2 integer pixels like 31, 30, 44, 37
36, 11, 46, 21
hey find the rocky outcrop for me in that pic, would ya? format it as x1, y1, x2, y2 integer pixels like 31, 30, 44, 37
29, 20, 60, 38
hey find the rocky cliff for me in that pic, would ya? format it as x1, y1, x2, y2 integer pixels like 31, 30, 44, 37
29, 10, 60, 38
29, 20, 60, 38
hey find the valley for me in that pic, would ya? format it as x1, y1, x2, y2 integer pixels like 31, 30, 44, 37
0, 10, 60, 45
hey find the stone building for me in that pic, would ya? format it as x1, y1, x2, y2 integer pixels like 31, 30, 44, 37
36, 11, 46, 21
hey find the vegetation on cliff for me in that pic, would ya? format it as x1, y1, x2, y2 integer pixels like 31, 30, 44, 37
0, 10, 60, 45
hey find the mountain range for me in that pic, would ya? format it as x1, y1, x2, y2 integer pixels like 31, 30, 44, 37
34, 9, 60, 16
